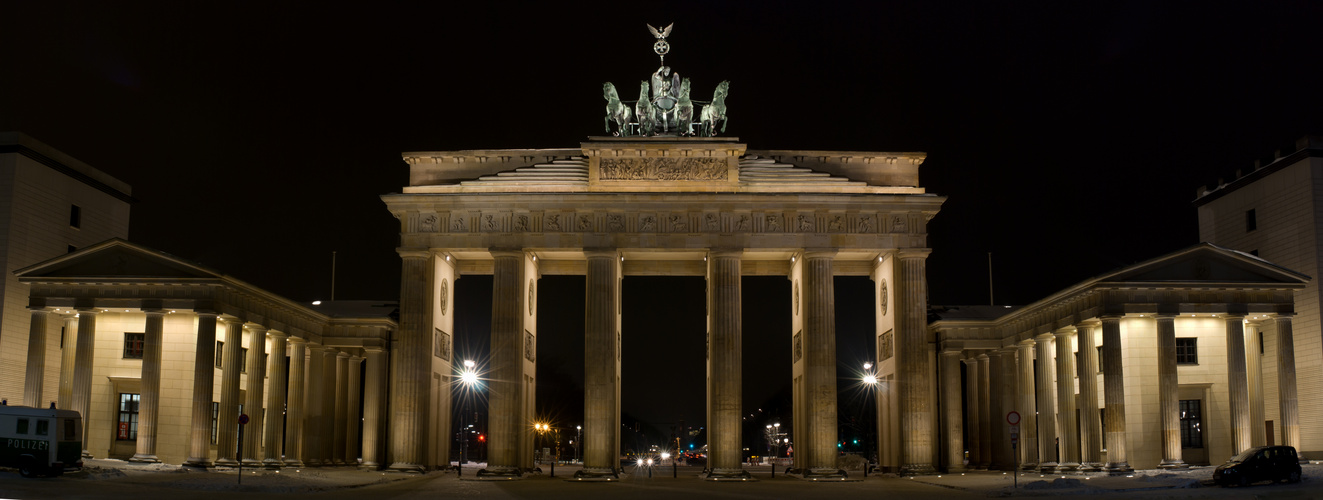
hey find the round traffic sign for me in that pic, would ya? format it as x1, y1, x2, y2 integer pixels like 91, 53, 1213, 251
1006, 411, 1020, 425
238, 413, 250, 425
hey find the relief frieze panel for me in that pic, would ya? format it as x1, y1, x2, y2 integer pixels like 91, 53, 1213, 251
424, 209, 911, 236
599, 157, 728, 181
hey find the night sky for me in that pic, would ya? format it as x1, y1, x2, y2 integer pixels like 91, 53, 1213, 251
5, 1, 1323, 449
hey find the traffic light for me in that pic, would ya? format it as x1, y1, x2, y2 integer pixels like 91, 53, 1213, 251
478, 433, 486, 442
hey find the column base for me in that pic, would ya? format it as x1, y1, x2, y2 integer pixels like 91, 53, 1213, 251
1076, 462, 1102, 472
387, 462, 425, 473
215, 458, 238, 467
802, 468, 849, 480
241, 458, 262, 467
283, 459, 305, 468
359, 461, 380, 471
1020, 462, 1039, 471
1157, 459, 1187, 469
573, 468, 619, 481
127, 454, 160, 464
477, 466, 523, 478
1103, 463, 1134, 475
333, 459, 346, 465
705, 468, 752, 481
81, 450, 94, 459
1054, 462, 1080, 473
900, 463, 937, 476
261, 458, 283, 469
1037, 461, 1059, 473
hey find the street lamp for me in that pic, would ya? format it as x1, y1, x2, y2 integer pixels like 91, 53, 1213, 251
458, 359, 480, 476
575, 425, 582, 463
862, 362, 878, 476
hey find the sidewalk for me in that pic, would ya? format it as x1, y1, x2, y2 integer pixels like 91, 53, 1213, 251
73, 458, 425, 493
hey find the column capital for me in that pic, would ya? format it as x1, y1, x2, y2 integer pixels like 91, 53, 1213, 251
27, 306, 50, 314
363, 345, 385, 353
75, 307, 99, 315
896, 248, 932, 260
1035, 332, 1054, 342
1053, 327, 1075, 337
977, 352, 990, 361
141, 308, 166, 317
489, 248, 526, 259
1076, 319, 1100, 329
802, 248, 838, 260
349, 354, 363, 362
219, 315, 243, 326
336, 350, 350, 359
583, 248, 619, 259
940, 349, 963, 358
267, 330, 288, 340
195, 310, 219, 319
397, 248, 430, 259
707, 248, 744, 259
287, 336, 307, 345
245, 324, 269, 334
1223, 313, 1246, 320
1153, 313, 1178, 320
1275, 312, 1295, 320
1018, 338, 1036, 347
1098, 314, 1123, 322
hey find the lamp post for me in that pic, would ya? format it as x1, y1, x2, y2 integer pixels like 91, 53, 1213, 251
575, 425, 582, 463
863, 362, 877, 477
459, 360, 478, 476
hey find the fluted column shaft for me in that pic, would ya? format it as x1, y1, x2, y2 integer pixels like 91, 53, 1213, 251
940, 351, 965, 472
346, 355, 362, 464
23, 309, 50, 407
987, 348, 1015, 470
216, 318, 244, 466
1016, 340, 1038, 469
801, 251, 839, 472
389, 251, 430, 472
583, 250, 620, 474
361, 347, 386, 468
284, 338, 308, 467
185, 312, 218, 467
1034, 335, 1057, 470
1053, 329, 1079, 470
320, 348, 336, 464
242, 326, 268, 465
58, 316, 78, 410
264, 332, 289, 467
1245, 322, 1265, 446
1274, 315, 1302, 457
71, 309, 97, 458
333, 351, 349, 465
896, 251, 934, 474
977, 354, 991, 468
707, 251, 744, 476
1076, 323, 1102, 470
305, 343, 327, 466
964, 358, 982, 469
130, 311, 165, 463
488, 251, 526, 473
1225, 316, 1251, 455
1156, 315, 1184, 467
1100, 316, 1131, 472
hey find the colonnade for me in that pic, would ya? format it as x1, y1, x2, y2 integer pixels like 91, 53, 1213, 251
953, 314, 1303, 473
20, 307, 387, 468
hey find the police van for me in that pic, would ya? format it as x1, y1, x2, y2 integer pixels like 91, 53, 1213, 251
0, 404, 83, 477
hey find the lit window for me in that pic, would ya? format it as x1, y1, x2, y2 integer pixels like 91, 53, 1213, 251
1175, 338, 1197, 364
1180, 399, 1203, 448
123, 332, 145, 359
117, 393, 140, 441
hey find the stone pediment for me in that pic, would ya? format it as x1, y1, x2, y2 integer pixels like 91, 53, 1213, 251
15, 238, 220, 282
1096, 243, 1309, 287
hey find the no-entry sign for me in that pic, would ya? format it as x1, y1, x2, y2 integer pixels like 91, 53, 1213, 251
239, 413, 250, 425
1006, 411, 1020, 426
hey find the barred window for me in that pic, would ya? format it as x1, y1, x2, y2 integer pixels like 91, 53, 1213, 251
123, 332, 145, 359
1175, 338, 1197, 364
117, 393, 140, 441
1180, 399, 1203, 448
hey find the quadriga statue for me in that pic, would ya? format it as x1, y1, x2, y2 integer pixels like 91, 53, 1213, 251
676, 78, 694, 136
636, 81, 657, 136
700, 80, 730, 137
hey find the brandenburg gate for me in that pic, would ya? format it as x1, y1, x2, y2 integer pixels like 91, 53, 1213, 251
381, 137, 944, 478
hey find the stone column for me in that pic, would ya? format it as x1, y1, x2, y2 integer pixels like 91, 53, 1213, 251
361, 347, 386, 469
321, 348, 336, 465
1225, 315, 1251, 455
58, 316, 78, 410
581, 250, 620, 477
333, 350, 349, 465
1016, 339, 1038, 470
1053, 328, 1079, 471
487, 251, 526, 474
1245, 322, 1266, 447
1034, 334, 1057, 471
71, 308, 97, 458
305, 342, 326, 466
897, 250, 935, 475
130, 310, 165, 463
215, 318, 244, 466
964, 357, 982, 470
346, 354, 362, 465
977, 354, 991, 468
940, 350, 965, 472
706, 250, 746, 478
801, 250, 840, 475
1155, 314, 1185, 468
1100, 315, 1131, 473
242, 326, 268, 465
389, 251, 430, 472
1274, 315, 1302, 458
284, 337, 307, 467
987, 347, 1015, 470
264, 332, 288, 468
185, 312, 218, 467
1076, 322, 1102, 470
23, 308, 50, 407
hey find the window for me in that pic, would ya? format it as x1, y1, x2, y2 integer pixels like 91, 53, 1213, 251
61, 326, 66, 349
67, 245, 77, 253
1180, 399, 1203, 448
1175, 338, 1198, 364
1250, 249, 1259, 257
36, 419, 49, 436
117, 393, 140, 441
1260, 333, 1265, 355
240, 348, 248, 373
215, 341, 224, 368
69, 205, 81, 228
1245, 209, 1257, 232
211, 402, 219, 444
263, 353, 269, 377
1097, 346, 1104, 372
123, 332, 145, 359
16, 418, 29, 434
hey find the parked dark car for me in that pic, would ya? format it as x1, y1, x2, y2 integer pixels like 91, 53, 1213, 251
1213, 445, 1302, 486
